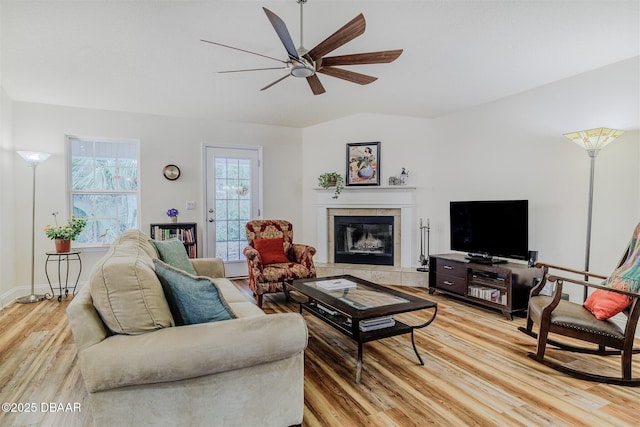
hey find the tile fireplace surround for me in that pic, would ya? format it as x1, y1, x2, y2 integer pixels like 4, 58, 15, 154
315, 186, 427, 287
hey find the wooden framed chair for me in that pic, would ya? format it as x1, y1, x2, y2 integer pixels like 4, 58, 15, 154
519, 224, 640, 386
243, 219, 316, 307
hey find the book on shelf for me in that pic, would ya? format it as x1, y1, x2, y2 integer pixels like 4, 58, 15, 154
359, 316, 395, 332
314, 278, 357, 291
152, 225, 195, 243
315, 303, 338, 316
150, 224, 197, 258
468, 285, 504, 304
360, 315, 393, 326
178, 228, 194, 243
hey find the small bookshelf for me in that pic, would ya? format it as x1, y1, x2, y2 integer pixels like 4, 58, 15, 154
150, 222, 197, 258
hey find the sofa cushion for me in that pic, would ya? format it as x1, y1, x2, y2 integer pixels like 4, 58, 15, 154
253, 237, 289, 264
152, 239, 197, 275
90, 230, 174, 335
154, 259, 236, 325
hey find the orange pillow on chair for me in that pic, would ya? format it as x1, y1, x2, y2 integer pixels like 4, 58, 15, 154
583, 288, 631, 320
253, 238, 289, 264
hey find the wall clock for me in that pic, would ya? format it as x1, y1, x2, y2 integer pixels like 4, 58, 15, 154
162, 164, 180, 181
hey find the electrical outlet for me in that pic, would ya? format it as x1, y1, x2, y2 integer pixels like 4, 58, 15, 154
186, 201, 196, 210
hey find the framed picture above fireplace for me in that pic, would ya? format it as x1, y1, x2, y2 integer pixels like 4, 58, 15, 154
346, 142, 380, 186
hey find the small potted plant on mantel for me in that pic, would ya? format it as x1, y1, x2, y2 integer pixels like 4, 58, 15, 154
318, 172, 344, 199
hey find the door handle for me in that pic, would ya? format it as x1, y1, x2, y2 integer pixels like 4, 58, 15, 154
209, 218, 215, 222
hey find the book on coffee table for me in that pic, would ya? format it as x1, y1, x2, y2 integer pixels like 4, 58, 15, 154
314, 278, 358, 291
358, 316, 395, 331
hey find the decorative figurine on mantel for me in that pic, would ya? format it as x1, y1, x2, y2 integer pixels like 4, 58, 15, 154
389, 167, 409, 185
400, 168, 408, 184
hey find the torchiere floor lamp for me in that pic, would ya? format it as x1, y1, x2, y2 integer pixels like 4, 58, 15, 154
16, 150, 51, 304
563, 127, 624, 301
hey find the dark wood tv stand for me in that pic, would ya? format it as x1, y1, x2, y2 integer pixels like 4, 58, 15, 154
428, 253, 542, 320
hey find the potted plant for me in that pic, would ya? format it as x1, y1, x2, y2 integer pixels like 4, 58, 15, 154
318, 172, 344, 199
44, 213, 88, 253
166, 208, 179, 223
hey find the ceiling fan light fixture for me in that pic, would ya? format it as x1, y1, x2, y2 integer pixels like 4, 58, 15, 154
291, 63, 315, 78
290, 57, 316, 78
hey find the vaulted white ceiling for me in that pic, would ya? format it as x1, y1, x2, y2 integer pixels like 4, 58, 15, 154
2, 1, 639, 128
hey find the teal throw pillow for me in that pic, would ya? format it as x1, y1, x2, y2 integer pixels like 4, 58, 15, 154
153, 259, 236, 326
152, 239, 197, 275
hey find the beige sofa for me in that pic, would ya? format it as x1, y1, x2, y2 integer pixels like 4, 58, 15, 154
67, 230, 308, 427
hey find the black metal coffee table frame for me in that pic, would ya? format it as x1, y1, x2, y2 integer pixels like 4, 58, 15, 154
284, 275, 438, 383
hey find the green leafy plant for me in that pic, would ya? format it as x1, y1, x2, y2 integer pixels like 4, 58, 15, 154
318, 172, 344, 199
44, 213, 87, 240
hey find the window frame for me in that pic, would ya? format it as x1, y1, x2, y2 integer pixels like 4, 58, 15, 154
65, 135, 141, 248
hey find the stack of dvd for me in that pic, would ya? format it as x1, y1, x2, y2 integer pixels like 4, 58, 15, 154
358, 316, 395, 331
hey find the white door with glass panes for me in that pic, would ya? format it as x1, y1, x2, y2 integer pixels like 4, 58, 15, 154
204, 145, 261, 277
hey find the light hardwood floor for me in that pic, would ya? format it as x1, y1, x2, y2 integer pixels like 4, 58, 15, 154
1, 281, 639, 427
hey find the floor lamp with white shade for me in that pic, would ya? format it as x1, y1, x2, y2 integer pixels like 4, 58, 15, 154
16, 150, 51, 304
562, 127, 625, 301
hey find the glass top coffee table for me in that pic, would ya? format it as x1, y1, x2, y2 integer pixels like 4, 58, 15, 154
284, 275, 438, 383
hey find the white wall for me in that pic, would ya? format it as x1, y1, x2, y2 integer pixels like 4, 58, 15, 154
0, 88, 16, 306
9, 103, 302, 297
301, 113, 434, 265
6, 57, 639, 304
0, 2, 15, 306
301, 57, 639, 302
433, 57, 639, 300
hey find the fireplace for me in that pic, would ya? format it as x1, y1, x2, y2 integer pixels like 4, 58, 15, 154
334, 216, 394, 266
315, 187, 415, 268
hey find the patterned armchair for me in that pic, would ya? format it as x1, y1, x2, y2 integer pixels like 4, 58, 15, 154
243, 219, 316, 307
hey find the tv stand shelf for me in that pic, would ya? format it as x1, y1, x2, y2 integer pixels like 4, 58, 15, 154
428, 253, 542, 320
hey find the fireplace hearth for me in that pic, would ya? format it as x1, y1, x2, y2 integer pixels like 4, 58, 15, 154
334, 216, 394, 266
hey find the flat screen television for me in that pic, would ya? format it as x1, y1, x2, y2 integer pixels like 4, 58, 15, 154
450, 200, 528, 263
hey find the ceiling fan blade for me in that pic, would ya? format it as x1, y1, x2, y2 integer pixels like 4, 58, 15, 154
317, 66, 377, 85
200, 39, 287, 64
260, 74, 291, 91
306, 74, 326, 95
218, 66, 288, 74
307, 13, 366, 61
321, 49, 403, 67
262, 8, 300, 60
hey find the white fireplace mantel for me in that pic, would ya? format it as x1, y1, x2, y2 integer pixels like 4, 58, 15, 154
315, 187, 416, 268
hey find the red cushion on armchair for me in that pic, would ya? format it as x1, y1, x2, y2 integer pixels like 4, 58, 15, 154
583, 288, 631, 320
253, 238, 289, 264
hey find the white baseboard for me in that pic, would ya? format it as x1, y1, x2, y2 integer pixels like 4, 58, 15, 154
0, 282, 86, 309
